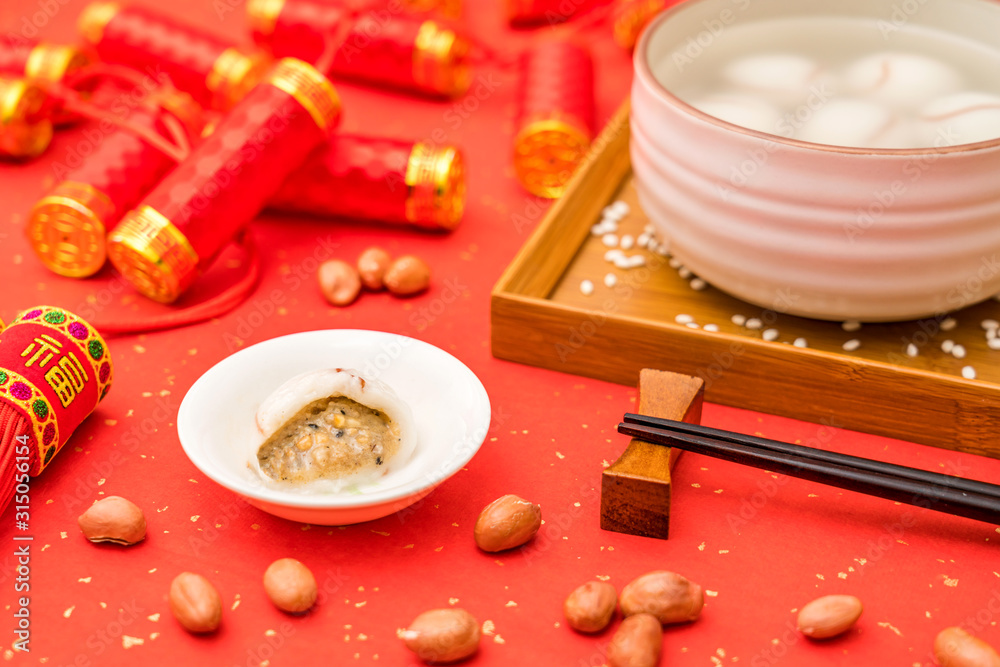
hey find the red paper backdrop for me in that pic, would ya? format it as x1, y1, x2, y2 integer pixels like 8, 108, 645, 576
1, 1, 999, 665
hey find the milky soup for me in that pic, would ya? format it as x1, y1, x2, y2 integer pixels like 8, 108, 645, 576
654, 14, 1000, 149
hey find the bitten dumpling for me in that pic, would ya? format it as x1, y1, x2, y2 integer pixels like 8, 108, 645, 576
253, 368, 416, 491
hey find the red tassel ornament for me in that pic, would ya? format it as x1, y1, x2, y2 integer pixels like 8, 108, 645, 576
0, 306, 113, 512
513, 40, 594, 198
107, 59, 341, 303
78, 2, 272, 110
270, 134, 465, 230
247, 0, 470, 98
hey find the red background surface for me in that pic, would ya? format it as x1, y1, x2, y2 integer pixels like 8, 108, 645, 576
1, 1, 1000, 665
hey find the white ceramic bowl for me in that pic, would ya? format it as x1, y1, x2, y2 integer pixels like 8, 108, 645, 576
632, 0, 1000, 321
177, 330, 491, 525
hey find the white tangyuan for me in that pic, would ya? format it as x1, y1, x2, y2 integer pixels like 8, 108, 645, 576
689, 94, 785, 134
844, 52, 963, 112
919, 91, 1000, 146
796, 99, 917, 149
723, 53, 824, 107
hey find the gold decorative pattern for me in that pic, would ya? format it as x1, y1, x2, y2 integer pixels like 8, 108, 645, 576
77, 1, 121, 46
28, 182, 116, 278
513, 115, 592, 199
246, 0, 287, 39
266, 58, 341, 133
412, 21, 470, 98
24, 44, 92, 83
0, 79, 53, 159
405, 143, 466, 230
206, 47, 273, 111
107, 206, 200, 303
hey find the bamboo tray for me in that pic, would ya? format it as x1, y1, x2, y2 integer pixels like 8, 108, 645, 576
491, 101, 1000, 460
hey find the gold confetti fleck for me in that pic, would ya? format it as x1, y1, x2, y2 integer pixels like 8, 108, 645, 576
148, 614, 160, 622
505, 601, 517, 608
555, 451, 565, 459
596, 575, 611, 581
573, 502, 581, 507
156, 506, 168, 513
482, 620, 495, 636
78, 577, 92, 583
188, 349, 198, 356
878, 622, 903, 636
233, 594, 241, 611
692, 483, 701, 488
99, 602, 107, 608
122, 636, 144, 649
190, 515, 200, 522
494, 560, 504, 567
344, 634, 351, 642
97, 478, 106, 486
601, 459, 611, 468
133, 345, 146, 354
926, 611, 932, 618
705, 590, 719, 597
698, 542, 706, 551
357, 634, 368, 641
449, 598, 459, 605
355, 601, 367, 608
141, 392, 153, 398
838, 572, 848, 580
494, 635, 505, 644
265, 629, 276, 637
148, 568, 156, 574
371, 530, 390, 537
251, 524, 260, 530
816, 574, 825, 580
943, 577, 959, 587
718, 550, 729, 555
104, 419, 118, 426
188, 479, 198, 483
63, 606, 74, 618
434, 546, 444, 552
149, 633, 159, 640
60, 532, 67, 539
554, 622, 561, 628
358, 586, 365, 592
40, 544, 50, 552
403, 544, 414, 549
158, 390, 170, 397
451, 522, 459, 527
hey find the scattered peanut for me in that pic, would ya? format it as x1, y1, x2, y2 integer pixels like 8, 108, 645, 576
473, 494, 542, 553
263, 558, 317, 613
797, 594, 863, 639
564, 581, 617, 633
168, 572, 222, 633
384, 255, 431, 296
935, 627, 1000, 667
318, 259, 362, 306
357, 246, 392, 291
77, 496, 146, 546
619, 571, 704, 625
607, 613, 662, 667
402, 608, 481, 663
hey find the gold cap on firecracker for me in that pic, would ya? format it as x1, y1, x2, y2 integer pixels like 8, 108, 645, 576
413, 21, 470, 98
405, 142, 465, 230
613, 0, 666, 50
78, 1, 121, 46
0, 78, 53, 159
246, 0, 286, 40
107, 205, 200, 303
24, 43, 92, 83
27, 182, 117, 278
513, 114, 591, 199
265, 58, 341, 133
206, 47, 273, 111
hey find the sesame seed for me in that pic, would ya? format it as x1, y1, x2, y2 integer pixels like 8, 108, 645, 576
675, 314, 695, 324
654, 245, 670, 256
685, 322, 700, 329
627, 255, 646, 268
643, 223, 655, 234
952, 344, 966, 359
604, 273, 617, 288
989, 338, 1000, 350
602, 205, 623, 221
602, 233, 619, 248
704, 324, 719, 332
842, 339, 861, 352
669, 258, 682, 269
580, 280, 594, 296
793, 338, 808, 348
613, 256, 631, 269
591, 224, 607, 235
941, 339, 955, 353
678, 267, 692, 279
604, 249, 624, 262
620, 235, 635, 250
841, 320, 861, 332
941, 317, 957, 331
906, 343, 919, 357
762, 328, 779, 341
637, 233, 651, 247
982, 319, 999, 330
962, 366, 976, 380
731, 314, 747, 326
611, 201, 630, 216
745, 318, 763, 330
690, 278, 707, 291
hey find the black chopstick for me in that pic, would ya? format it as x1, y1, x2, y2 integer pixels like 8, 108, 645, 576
617, 422, 1000, 525
623, 413, 1000, 501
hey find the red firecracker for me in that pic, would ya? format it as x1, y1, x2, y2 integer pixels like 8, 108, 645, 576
26, 88, 205, 278
247, 0, 470, 98
513, 40, 594, 198
270, 134, 465, 230
107, 58, 341, 303
78, 2, 272, 110
507, 0, 597, 25
0, 305, 113, 511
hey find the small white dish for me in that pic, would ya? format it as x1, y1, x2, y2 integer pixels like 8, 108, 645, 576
177, 330, 491, 525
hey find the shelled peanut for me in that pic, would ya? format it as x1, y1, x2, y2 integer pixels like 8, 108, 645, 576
935, 627, 1000, 667
168, 572, 222, 633
77, 496, 146, 546
402, 608, 481, 663
473, 494, 542, 552
263, 558, 318, 613
797, 595, 863, 639
564, 581, 618, 633
620, 571, 704, 624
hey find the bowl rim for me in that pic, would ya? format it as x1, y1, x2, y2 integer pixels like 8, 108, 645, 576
634, 0, 1000, 156
176, 329, 492, 509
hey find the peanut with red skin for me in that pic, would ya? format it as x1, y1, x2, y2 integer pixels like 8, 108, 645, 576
402, 608, 480, 663
608, 613, 662, 667
263, 558, 317, 613
384, 255, 431, 296
77, 496, 146, 546
935, 627, 1000, 667
357, 247, 392, 291
564, 581, 617, 633
797, 595, 863, 639
620, 571, 704, 624
318, 259, 362, 306
169, 572, 222, 633
473, 494, 541, 553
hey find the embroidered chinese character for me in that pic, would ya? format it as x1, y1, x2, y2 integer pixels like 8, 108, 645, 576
44, 352, 88, 408
21, 334, 64, 369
